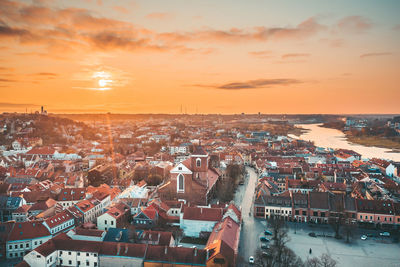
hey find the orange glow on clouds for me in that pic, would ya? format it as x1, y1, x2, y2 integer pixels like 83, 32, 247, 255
0, 0, 399, 114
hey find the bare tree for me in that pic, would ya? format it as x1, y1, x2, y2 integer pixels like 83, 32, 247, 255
320, 253, 337, 267
269, 215, 290, 263
172, 227, 183, 246
305, 253, 337, 267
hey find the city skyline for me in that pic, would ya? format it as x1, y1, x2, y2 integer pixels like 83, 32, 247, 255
1, 0, 399, 114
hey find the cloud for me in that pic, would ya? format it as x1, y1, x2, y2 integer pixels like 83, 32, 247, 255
146, 12, 173, 20
249, 50, 272, 58
0, 67, 14, 72
337, 16, 372, 33
193, 78, 301, 90
281, 53, 310, 59
160, 17, 325, 43
32, 72, 58, 76
112, 6, 129, 14
0, 78, 17, 82
360, 52, 392, 58
0, 102, 40, 108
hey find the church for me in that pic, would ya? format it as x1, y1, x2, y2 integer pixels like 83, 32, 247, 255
158, 146, 220, 205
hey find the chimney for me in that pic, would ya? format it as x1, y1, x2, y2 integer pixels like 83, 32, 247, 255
200, 207, 202, 214
206, 249, 209, 260
194, 247, 197, 257
164, 246, 168, 255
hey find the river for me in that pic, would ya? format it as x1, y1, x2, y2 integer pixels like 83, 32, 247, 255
288, 123, 400, 161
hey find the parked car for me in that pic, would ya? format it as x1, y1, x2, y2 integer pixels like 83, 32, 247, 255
308, 232, 317, 237
264, 230, 272, 235
261, 243, 270, 250
249, 256, 255, 264
380, 232, 390, 237
360, 235, 367, 240
260, 236, 270, 242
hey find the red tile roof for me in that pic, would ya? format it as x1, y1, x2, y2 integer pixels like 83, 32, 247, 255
45, 210, 74, 229
183, 207, 223, 221
7, 221, 51, 241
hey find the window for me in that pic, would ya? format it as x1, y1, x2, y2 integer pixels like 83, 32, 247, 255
20, 244, 23, 248
196, 158, 201, 167
14, 245, 17, 249
94, 263, 97, 267
302, 211, 307, 216
178, 174, 184, 192
60, 251, 63, 255
86, 253, 89, 256
60, 259, 63, 264
69, 260, 72, 265
86, 261, 90, 266
295, 210, 299, 215
105, 220, 107, 224
78, 261, 81, 266
313, 212, 318, 216
111, 221, 114, 225
321, 212, 325, 217
26, 243, 29, 248
9, 245, 12, 249
68, 252, 72, 255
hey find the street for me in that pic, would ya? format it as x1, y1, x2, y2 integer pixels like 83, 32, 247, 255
236, 166, 265, 265
234, 167, 400, 267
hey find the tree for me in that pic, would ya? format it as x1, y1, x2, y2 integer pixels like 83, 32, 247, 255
305, 253, 337, 267
269, 215, 290, 264
216, 178, 234, 203
172, 227, 183, 246
320, 253, 337, 267
341, 215, 356, 243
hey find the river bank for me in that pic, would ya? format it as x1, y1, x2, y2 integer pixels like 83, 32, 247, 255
293, 124, 400, 161
319, 123, 400, 151
346, 135, 400, 152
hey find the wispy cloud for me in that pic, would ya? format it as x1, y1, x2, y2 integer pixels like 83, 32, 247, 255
146, 12, 173, 20
281, 53, 310, 59
193, 78, 301, 90
248, 50, 273, 58
0, 102, 40, 108
112, 6, 129, 14
337, 16, 372, 33
160, 17, 325, 43
32, 72, 58, 76
360, 52, 392, 58
0, 78, 17, 82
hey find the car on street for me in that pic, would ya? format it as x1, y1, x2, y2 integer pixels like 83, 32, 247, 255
264, 230, 272, 235
249, 256, 255, 264
360, 235, 367, 240
380, 232, 390, 237
260, 236, 270, 242
308, 232, 317, 237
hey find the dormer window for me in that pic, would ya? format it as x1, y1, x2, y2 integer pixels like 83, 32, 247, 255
178, 167, 182, 170
196, 158, 201, 167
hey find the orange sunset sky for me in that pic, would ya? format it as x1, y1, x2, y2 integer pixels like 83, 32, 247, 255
0, 0, 399, 114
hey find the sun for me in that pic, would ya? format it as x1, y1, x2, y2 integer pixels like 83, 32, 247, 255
93, 71, 113, 89
98, 79, 109, 87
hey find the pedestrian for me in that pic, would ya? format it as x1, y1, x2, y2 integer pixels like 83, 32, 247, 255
309, 248, 312, 254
